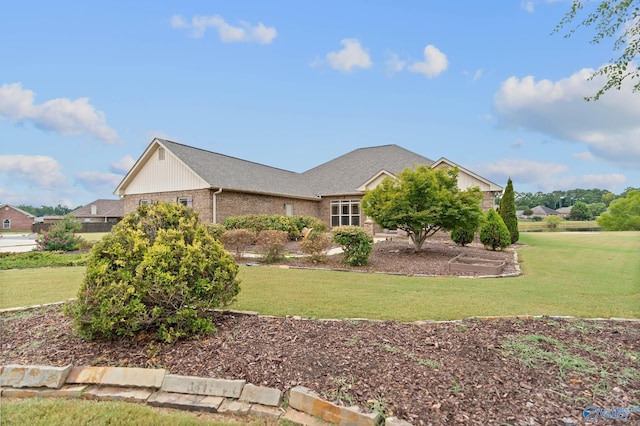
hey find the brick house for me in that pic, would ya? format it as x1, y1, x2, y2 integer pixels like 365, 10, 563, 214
71, 199, 124, 223
0, 204, 35, 232
114, 139, 503, 229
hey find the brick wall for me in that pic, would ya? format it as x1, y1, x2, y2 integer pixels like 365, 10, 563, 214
123, 189, 321, 225
216, 192, 320, 224
0, 206, 33, 232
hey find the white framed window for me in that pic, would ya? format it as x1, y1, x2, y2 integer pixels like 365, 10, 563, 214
158, 147, 165, 161
330, 199, 361, 227
3, 219, 10, 229
139, 199, 151, 205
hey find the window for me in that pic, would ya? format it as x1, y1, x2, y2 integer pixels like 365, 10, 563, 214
177, 196, 192, 207
285, 204, 293, 217
158, 147, 165, 161
139, 199, 151, 205
3, 219, 10, 229
330, 199, 361, 227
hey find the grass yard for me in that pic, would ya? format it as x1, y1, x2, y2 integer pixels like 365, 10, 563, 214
1, 232, 638, 320
518, 220, 601, 232
1, 398, 273, 426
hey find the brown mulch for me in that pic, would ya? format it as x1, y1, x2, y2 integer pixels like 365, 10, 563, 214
2, 235, 639, 425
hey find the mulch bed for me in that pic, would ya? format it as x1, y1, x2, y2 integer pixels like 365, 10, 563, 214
2, 234, 639, 425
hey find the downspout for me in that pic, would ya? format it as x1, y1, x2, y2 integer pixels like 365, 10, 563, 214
212, 188, 222, 224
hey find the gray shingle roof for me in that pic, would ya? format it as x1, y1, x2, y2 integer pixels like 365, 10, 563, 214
72, 199, 124, 218
302, 144, 434, 195
158, 140, 317, 199
157, 141, 435, 198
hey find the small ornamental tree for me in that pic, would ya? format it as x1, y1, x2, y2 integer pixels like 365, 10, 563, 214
480, 209, 511, 251
66, 202, 240, 343
332, 226, 373, 266
499, 178, 519, 244
362, 165, 484, 252
256, 230, 289, 263
544, 215, 563, 230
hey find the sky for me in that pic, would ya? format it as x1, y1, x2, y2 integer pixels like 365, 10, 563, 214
1, 1, 639, 208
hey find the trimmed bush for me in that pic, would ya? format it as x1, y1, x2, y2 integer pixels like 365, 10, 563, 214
223, 214, 327, 240
300, 231, 331, 263
65, 202, 240, 343
221, 229, 256, 257
332, 226, 373, 266
450, 226, 476, 247
256, 230, 289, 263
204, 223, 226, 241
480, 209, 511, 251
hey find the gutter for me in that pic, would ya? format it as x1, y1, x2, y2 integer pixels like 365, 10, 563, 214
212, 188, 222, 224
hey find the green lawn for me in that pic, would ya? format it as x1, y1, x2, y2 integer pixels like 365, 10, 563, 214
1, 232, 638, 320
518, 220, 601, 232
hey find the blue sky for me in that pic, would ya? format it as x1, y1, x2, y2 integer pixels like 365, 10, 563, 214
1, 1, 639, 208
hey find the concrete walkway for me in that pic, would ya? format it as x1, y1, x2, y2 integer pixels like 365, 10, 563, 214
0, 234, 38, 253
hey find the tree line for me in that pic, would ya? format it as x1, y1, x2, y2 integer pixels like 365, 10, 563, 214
15, 204, 78, 217
512, 187, 639, 210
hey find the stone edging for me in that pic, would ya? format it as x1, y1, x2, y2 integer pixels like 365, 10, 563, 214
0, 364, 404, 426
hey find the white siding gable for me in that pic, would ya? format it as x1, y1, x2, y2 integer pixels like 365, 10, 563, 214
432, 162, 491, 191
124, 145, 209, 194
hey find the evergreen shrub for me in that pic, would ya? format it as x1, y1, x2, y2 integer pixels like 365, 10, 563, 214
480, 209, 511, 251
332, 226, 373, 266
65, 202, 240, 343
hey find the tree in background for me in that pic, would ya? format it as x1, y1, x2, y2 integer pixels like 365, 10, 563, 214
17, 204, 75, 216
597, 190, 640, 230
555, 0, 640, 100
362, 165, 484, 252
567, 201, 591, 221
587, 202, 607, 218
499, 178, 519, 244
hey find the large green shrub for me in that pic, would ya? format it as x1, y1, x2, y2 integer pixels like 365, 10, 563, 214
332, 226, 373, 266
36, 215, 84, 252
480, 209, 511, 251
544, 215, 563, 230
66, 202, 240, 343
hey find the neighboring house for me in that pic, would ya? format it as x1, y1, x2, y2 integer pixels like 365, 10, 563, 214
71, 199, 124, 223
517, 205, 559, 220
555, 206, 572, 218
114, 139, 504, 229
0, 204, 35, 232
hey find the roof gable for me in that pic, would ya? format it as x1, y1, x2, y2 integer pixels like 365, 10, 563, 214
431, 158, 503, 192
302, 144, 434, 196
0, 204, 34, 218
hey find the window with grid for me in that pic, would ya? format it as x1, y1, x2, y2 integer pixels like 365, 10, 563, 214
330, 199, 361, 227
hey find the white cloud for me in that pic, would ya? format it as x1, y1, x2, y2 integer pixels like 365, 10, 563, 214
494, 67, 640, 168
408, 45, 448, 78
110, 155, 135, 174
75, 171, 123, 193
521, 1, 534, 13
170, 14, 277, 44
0, 155, 66, 188
326, 39, 373, 73
475, 158, 627, 192
572, 151, 596, 161
0, 83, 118, 142
385, 51, 406, 75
